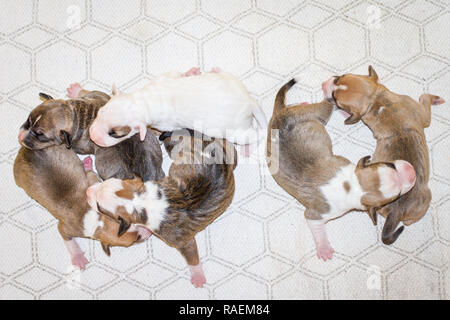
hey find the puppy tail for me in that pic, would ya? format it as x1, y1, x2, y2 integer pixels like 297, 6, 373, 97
274, 78, 297, 114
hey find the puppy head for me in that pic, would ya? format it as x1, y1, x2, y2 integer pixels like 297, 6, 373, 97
322, 66, 380, 125
89, 93, 147, 147
355, 156, 416, 208
18, 94, 74, 150
86, 177, 150, 236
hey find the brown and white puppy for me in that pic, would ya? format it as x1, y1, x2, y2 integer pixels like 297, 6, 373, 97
322, 66, 445, 244
18, 84, 164, 182
86, 130, 237, 287
14, 146, 150, 269
267, 79, 416, 260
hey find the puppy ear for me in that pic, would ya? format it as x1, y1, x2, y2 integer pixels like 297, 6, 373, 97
368, 65, 378, 82
112, 83, 121, 96
60, 130, 72, 149
117, 217, 131, 237
101, 242, 111, 256
138, 123, 147, 141
39, 93, 54, 101
344, 112, 362, 125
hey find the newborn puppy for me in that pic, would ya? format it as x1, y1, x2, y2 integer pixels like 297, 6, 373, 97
322, 66, 445, 244
267, 79, 416, 260
86, 129, 237, 287
18, 85, 164, 181
14, 146, 150, 269
89, 68, 267, 147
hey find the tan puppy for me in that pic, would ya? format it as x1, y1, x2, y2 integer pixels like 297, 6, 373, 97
322, 66, 445, 244
14, 146, 150, 269
86, 130, 237, 287
267, 79, 416, 260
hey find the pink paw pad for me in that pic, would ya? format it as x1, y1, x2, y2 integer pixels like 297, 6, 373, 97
184, 67, 201, 77
300, 102, 309, 106
83, 157, 93, 172
71, 253, 89, 270
67, 83, 83, 98
191, 272, 206, 288
316, 244, 335, 261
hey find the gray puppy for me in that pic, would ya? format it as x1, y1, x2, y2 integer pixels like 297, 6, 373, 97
18, 84, 164, 181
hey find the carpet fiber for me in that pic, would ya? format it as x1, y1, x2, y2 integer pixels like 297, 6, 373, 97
0, 0, 448, 300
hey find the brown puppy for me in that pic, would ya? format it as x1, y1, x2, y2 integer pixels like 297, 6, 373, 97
86, 130, 237, 287
267, 79, 417, 260
14, 145, 150, 269
322, 66, 445, 244
18, 85, 164, 182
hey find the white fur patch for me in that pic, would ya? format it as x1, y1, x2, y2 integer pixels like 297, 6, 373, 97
378, 106, 385, 114
319, 164, 365, 221
82, 209, 104, 238
336, 85, 348, 91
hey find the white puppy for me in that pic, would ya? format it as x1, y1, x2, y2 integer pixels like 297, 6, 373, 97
89, 68, 267, 147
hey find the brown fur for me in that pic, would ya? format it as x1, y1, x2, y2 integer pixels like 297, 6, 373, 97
13, 145, 142, 251
19, 91, 164, 181
330, 66, 445, 244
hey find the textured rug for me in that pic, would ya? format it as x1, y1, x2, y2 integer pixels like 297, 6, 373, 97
0, 0, 448, 300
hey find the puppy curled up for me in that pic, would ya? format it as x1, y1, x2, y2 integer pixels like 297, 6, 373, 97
86, 129, 237, 287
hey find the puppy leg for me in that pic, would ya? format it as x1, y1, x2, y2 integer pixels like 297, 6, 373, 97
177, 238, 206, 288
306, 217, 335, 261
58, 223, 89, 270
418, 94, 445, 127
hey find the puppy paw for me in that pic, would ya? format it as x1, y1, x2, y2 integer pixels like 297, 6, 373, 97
71, 253, 89, 270
184, 67, 201, 77
82, 156, 93, 172
316, 244, 335, 261
67, 83, 83, 98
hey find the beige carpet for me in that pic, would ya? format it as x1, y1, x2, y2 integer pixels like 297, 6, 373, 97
0, 0, 448, 300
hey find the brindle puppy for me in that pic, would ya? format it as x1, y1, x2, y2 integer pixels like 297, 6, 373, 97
322, 66, 445, 244
18, 85, 164, 181
85, 130, 237, 287
13, 145, 150, 269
